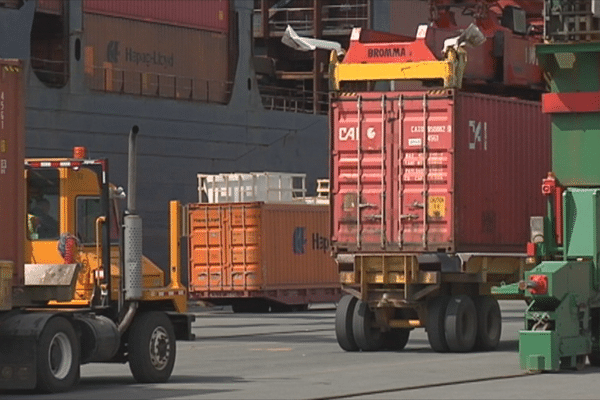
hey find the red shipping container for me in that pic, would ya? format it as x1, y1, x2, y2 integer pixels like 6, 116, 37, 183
330, 90, 550, 254
84, 0, 229, 33
0, 60, 25, 286
187, 202, 340, 306
36, 0, 62, 15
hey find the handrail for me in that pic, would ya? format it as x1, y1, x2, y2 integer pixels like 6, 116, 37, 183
253, 2, 369, 34
86, 64, 233, 104
258, 84, 329, 114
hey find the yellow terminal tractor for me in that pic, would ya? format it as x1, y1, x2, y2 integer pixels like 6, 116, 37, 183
0, 62, 193, 393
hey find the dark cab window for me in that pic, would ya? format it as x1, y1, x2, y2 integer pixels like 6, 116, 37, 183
27, 169, 60, 240
76, 197, 119, 244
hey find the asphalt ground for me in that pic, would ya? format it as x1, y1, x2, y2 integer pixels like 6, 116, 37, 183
4, 301, 600, 399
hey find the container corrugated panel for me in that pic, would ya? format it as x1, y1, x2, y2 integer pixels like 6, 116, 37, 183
36, 0, 62, 15
84, 0, 229, 33
188, 202, 338, 295
0, 60, 25, 287
83, 14, 229, 103
330, 90, 550, 254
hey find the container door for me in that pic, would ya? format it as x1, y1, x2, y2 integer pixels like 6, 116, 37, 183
393, 92, 454, 252
331, 94, 395, 251
188, 205, 230, 292
229, 204, 261, 290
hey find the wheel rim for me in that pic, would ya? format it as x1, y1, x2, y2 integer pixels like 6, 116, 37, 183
48, 332, 73, 380
149, 326, 171, 371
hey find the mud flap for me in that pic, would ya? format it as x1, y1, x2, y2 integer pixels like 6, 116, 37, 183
167, 312, 196, 341
0, 312, 54, 389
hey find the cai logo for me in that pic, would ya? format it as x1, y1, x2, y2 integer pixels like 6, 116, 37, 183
107, 41, 120, 63
292, 227, 306, 255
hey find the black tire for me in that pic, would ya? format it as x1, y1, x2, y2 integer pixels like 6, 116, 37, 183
128, 311, 176, 383
474, 296, 502, 351
335, 295, 359, 351
352, 300, 384, 351
383, 329, 410, 351
427, 296, 450, 353
445, 295, 477, 352
36, 317, 81, 393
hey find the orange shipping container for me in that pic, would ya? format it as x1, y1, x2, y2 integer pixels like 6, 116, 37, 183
187, 202, 340, 311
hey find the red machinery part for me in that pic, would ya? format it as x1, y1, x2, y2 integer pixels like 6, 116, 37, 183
542, 173, 563, 246
526, 242, 536, 257
528, 274, 548, 295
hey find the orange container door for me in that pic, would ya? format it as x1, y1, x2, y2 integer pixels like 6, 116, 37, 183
188, 203, 262, 293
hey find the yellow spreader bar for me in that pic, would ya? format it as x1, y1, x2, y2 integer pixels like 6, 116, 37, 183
330, 48, 467, 90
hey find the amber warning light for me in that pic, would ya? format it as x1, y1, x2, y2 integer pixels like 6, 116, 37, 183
73, 146, 87, 159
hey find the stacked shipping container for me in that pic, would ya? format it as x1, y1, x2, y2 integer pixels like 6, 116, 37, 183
84, 0, 229, 32
81, 0, 232, 103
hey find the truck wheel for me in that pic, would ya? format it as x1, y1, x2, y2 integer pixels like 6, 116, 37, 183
474, 296, 502, 351
335, 295, 359, 351
427, 296, 450, 352
128, 311, 176, 383
37, 317, 80, 393
445, 295, 477, 352
352, 300, 383, 351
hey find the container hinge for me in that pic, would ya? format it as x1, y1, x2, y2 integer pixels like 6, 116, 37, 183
359, 203, 376, 208
410, 201, 425, 209
400, 214, 419, 220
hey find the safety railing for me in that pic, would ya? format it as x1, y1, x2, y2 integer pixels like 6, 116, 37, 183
86, 65, 233, 104
544, 0, 600, 41
253, 0, 369, 36
258, 84, 329, 114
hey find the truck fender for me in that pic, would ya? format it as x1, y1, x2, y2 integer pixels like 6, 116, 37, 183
0, 312, 56, 390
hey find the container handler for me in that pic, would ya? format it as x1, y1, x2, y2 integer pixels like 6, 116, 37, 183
494, 0, 600, 372
0, 59, 194, 392
283, 1, 550, 354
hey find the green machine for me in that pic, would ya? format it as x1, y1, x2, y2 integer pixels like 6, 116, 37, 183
494, 0, 600, 372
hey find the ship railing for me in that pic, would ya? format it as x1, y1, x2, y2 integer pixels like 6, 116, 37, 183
543, 0, 600, 41
86, 65, 233, 104
30, 57, 69, 87
253, 1, 369, 36
258, 84, 328, 115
